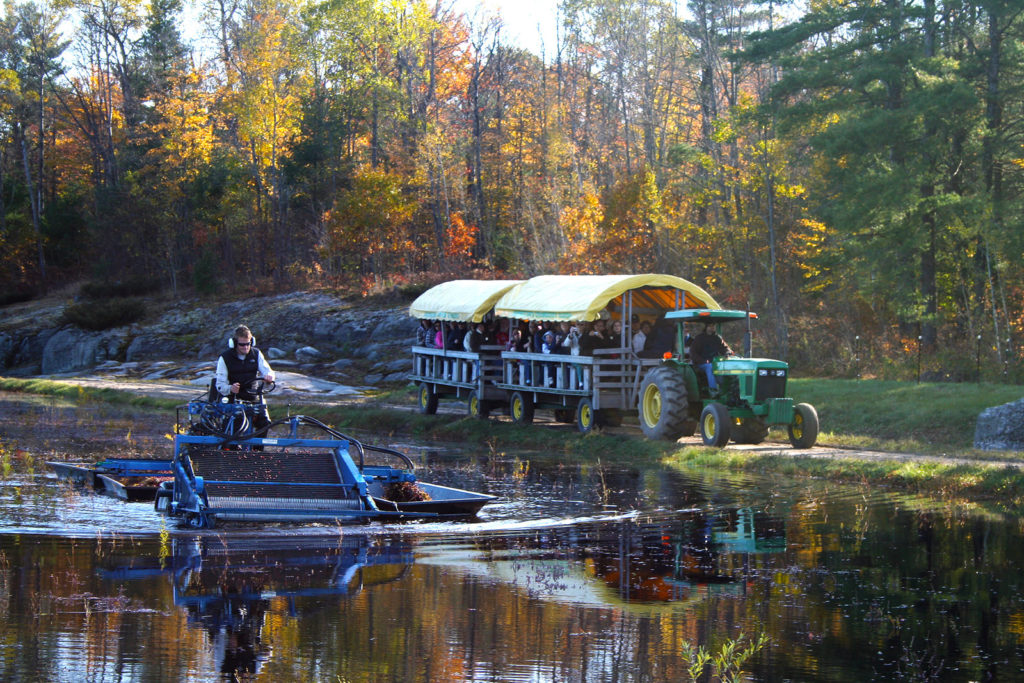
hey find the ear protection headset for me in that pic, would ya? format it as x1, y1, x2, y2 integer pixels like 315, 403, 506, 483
228, 335, 256, 349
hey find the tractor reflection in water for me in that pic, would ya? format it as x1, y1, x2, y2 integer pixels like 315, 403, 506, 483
582, 509, 786, 605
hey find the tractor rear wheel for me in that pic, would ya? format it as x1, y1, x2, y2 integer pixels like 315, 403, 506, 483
639, 366, 692, 440
700, 403, 732, 447
788, 403, 819, 449
732, 417, 769, 444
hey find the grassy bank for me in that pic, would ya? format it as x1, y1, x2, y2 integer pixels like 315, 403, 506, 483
0, 377, 176, 409
3, 375, 1024, 509
667, 448, 1024, 513
788, 377, 1023, 454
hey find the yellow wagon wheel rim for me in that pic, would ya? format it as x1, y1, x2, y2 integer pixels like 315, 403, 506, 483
512, 396, 523, 420
579, 403, 592, 428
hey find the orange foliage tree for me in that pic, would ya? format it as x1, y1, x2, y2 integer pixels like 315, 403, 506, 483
444, 212, 478, 267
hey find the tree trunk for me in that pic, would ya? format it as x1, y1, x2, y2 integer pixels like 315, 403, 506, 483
20, 130, 46, 292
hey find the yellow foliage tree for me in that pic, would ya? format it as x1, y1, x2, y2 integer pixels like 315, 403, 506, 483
324, 167, 416, 280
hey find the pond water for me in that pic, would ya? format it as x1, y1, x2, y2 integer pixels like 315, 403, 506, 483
2, 395, 1024, 681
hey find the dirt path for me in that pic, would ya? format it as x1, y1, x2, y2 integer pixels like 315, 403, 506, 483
14, 376, 1024, 470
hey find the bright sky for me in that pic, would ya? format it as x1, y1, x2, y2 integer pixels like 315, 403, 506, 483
454, 0, 559, 56
174, 0, 560, 60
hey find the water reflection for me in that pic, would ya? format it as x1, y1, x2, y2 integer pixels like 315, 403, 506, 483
3, 482, 1024, 681
65, 507, 781, 681
5, 399, 1024, 682
439, 508, 784, 610
104, 536, 414, 680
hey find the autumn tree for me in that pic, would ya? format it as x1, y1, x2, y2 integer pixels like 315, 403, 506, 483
2, 0, 67, 290
323, 166, 415, 281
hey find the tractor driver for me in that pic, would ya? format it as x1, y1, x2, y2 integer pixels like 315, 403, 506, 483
689, 323, 732, 392
215, 324, 276, 431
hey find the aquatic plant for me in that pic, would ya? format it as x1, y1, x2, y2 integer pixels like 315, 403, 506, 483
681, 632, 769, 683
385, 481, 431, 502
159, 520, 170, 567
511, 458, 530, 480
0, 439, 10, 478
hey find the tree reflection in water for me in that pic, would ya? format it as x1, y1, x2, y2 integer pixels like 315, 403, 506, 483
6, 451, 1024, 682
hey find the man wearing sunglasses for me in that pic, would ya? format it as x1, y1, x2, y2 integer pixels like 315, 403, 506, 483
215, 325, 276, 432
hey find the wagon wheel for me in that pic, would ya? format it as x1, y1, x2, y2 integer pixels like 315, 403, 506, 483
700, 403, 732, 448
638, 366, 692, 440
418, 383, 438, 415
576, 398, 596, 434
509, 391, 534, 425
788, 403, 819, 449
468, 390, 490, 419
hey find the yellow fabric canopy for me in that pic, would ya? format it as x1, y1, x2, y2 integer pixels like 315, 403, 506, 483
494, 274, 719, 321
408, 279, 524, 322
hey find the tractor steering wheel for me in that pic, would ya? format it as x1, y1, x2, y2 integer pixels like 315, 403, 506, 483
243, 377, 277, 397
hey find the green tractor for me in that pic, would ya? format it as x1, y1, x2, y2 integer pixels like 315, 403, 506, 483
637, 309, 819, 449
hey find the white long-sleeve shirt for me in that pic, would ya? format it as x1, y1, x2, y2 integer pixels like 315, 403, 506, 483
631, 331, 647, 354
215, 349, 275, 395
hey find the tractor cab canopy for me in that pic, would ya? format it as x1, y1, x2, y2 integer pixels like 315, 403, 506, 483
409, 280, 524, 322
494, 274, 719, 322
666, 309, 756, 324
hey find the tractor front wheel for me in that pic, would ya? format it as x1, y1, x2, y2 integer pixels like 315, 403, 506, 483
639, 366, 692, 440
788, 403, 819, 449
700, 403, 732, 447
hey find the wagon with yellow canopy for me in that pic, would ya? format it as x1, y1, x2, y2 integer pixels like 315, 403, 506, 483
409, 274, 718, 433
408, 274, 818, 447
408, 279, 524, 417
490, 274, 719, 433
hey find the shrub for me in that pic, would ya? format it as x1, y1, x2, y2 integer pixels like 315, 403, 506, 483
63, 297, 146, 330
80, 276, 160, 300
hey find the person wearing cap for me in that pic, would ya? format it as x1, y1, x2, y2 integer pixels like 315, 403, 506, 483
689, 323, 732, 391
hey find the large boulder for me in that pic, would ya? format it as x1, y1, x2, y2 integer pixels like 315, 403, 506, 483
295, 346, 323, 362
371, 311, 416, 343
312, 318, 373, 346
1, 328, 58, 371
125, 334, 187, 362
974, 398, 1024, 451
41, 327, 124, 374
